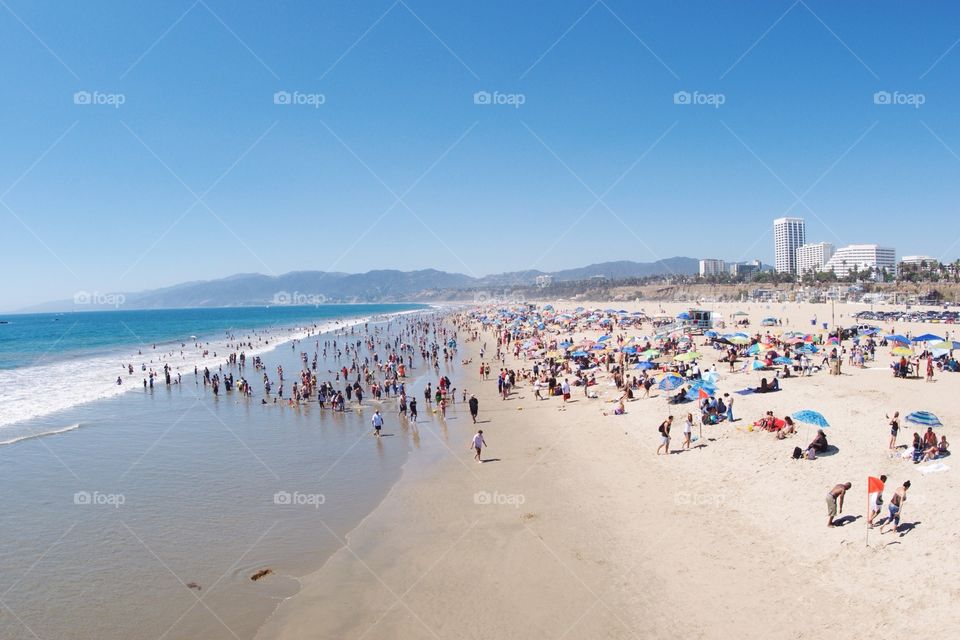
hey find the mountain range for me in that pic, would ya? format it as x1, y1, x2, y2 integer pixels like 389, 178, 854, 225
22, 257, 706, 312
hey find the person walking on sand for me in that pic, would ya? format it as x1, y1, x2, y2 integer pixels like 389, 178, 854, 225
409, 397, 418, 422
470, 429, 486, 463
926, 356, 934, 382
826, 482, 851, 527
561, 378, 571, 410
657, 416, 673, 455
888, 411, 900, 450
469, 394, 479, 424
881, 481, 910, 534
868, 475, 887, 528
682, 413, 693, 450
371, 410, 384, 437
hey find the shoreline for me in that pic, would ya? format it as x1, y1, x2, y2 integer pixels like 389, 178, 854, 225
0, 305, 429, 434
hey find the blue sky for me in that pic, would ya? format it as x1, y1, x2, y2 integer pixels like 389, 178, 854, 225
2, 0, 959, 309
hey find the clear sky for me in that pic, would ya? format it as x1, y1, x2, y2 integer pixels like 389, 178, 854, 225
2, 0, 959, 309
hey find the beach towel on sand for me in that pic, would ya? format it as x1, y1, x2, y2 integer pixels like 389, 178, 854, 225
735, 389, 755, 396
918, 462, 950, 474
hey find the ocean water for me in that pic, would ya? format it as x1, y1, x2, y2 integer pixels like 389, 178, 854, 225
0, 305, 474, 640
0, 304, 425, 434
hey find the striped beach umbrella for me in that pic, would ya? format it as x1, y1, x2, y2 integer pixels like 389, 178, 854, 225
905, 411, 942, 428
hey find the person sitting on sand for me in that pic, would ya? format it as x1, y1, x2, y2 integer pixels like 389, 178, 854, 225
807, 429, 828, 458
911, 432, 924, 463
939, 435, 949, 455
755, 377, 780, 393
776, 416, 796, 439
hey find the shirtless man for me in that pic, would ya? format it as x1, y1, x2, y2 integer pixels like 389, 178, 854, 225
826, 482, 851, 527
881, 481, 910, 534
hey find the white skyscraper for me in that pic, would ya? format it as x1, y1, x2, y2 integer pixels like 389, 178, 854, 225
796, 242, 835, 275
774, 217, 806, 274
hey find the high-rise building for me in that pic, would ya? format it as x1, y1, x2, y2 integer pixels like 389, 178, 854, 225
699, 259, 727, 277
773, 217, 806, 274
729, 259, 763, 277
823, 244, 896, 280
796, 242, 835, 275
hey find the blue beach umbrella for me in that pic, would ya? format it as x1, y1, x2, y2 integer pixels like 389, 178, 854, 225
634, 361, 656, 370
912, 333, 943, 343
570, 350, 588, 358
905, 411, 942, 428
885, 334, 910, 344
658, 374, 684, 391
773, 356, 795, 365
792, 410, 830, 428
751, 360, 765, 370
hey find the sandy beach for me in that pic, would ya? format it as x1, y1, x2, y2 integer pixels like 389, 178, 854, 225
257, 301, 960, 640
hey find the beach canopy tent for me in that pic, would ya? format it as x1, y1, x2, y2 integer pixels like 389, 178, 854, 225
930, 340, 960, 350
885, 334, 911, 344
912, 333, 944, 342
905, 411, 942, 428
792, 410, 830, 428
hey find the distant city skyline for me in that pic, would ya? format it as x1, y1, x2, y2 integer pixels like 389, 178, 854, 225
3, 1, 960, 309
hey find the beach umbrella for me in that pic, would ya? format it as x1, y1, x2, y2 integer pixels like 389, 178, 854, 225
891, 346, 913, 356
885, 334, 911, 344
746, 343, 761, 355
792, 410, 830, 428
930, 340, 960, 350
905, 411, 942, 428
702, 371, 721, 385
704, 330, 719, 338
727, 336, 750, 345
570, 350, 588, 358
622, 346, 637, 355
641, 348, 660, 358
634, 361, 656, 370
732, 311, 748, 317
773, 356, 795, 365
751, 360, 766, 370
658, 374, 684, 391
674, 352, 702, 362
677, 312, 691, 320
912, 333, 944, 343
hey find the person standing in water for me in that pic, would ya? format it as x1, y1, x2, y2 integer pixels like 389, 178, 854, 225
371, 410, 383, 437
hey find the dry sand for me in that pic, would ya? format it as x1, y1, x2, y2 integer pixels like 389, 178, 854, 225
256, 301, 960, 640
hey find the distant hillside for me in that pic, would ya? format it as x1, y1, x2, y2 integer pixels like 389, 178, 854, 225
20, 258, 702, 312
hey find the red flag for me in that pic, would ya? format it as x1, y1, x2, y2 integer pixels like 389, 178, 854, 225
698, 388, 709, 400
867, 476, 885, 494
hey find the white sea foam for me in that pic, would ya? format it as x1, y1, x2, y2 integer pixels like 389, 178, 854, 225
0, 313, 410, 435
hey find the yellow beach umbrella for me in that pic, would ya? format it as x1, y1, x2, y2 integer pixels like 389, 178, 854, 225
891, 346, 913, 356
